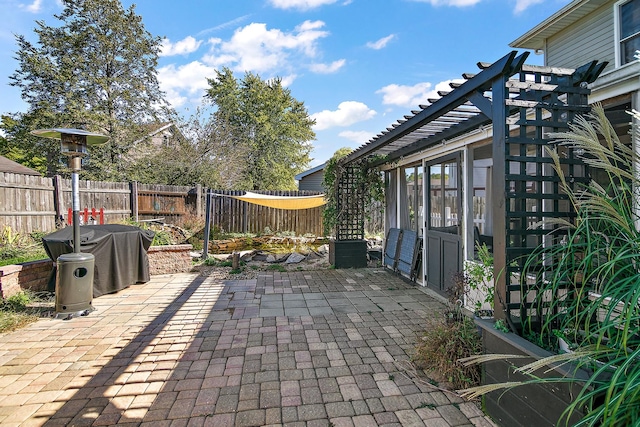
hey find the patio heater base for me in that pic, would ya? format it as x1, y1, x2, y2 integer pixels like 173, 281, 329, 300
54, 252, 96, 319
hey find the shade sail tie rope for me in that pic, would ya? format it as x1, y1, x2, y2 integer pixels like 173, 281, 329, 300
213, 191, 326, 210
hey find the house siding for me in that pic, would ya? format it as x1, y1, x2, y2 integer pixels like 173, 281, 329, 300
298, 170, 324, 192
546, 2, 615, 73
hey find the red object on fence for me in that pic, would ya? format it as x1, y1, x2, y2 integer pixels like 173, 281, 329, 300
67, 208, 104, 225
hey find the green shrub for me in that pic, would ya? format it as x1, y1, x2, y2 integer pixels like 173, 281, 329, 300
0, 291, 32, 312
151, 230, 172, 246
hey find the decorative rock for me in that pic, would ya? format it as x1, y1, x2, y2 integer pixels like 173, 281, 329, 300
306, 251, 323, 260
285, 253, 306, 264
275, 253, 290, 263
239, 250, 255, 261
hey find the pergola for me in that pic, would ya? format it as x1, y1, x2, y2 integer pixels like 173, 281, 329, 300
333, 50, 607, 323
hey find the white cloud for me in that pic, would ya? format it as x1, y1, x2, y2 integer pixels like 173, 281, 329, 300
366, 34, 395, 50
196, 15, 252, 37
310, 59, 346, 74
339, 130, 376, 144
21, 0, 43, 12
514, 0, 544, 14
160, 36, 203, 57
157, 61, 216, 107
268, 0, 339, 10
311, 101, 376, 131
408, 0, 481, 6
376, 79, 464, 108
280, 74, 298, 86
202, 20, 330, 74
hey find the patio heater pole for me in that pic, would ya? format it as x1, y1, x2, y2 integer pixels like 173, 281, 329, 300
31, 128, 109, 319
70, 154, 81, 253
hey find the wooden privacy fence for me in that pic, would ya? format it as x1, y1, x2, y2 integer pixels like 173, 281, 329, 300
0, 171, 384, 236
0, 172, 203, 234
209, 190, 325, 236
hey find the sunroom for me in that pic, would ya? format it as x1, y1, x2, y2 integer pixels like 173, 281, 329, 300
331, 50, 608, 326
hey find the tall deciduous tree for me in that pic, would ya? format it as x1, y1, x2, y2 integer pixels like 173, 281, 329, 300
4, 0, 171, 179
127, 109, 249, 189
205, 68, 315, 190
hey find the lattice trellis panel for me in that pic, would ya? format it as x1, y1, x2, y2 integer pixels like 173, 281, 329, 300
500, 69, 592, 329
335, 164, 365, 241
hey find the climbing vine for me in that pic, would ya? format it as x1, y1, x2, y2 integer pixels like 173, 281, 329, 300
322, 148, 385, 237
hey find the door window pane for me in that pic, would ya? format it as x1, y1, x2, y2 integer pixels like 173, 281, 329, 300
444, 161, 459, 227
429, 165, 442, 228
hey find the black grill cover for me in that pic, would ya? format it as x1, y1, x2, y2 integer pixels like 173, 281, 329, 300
43, 224, 155, 297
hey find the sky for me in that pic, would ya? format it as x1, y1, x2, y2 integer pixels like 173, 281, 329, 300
0, 0, 572, 168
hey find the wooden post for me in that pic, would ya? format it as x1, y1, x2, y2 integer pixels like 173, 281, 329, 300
491, 76, 507, 321
243, 200, 248, 234
53, 174, 64, 227
196, 184, 202, 217
130, 181, 138, 222
232, 252, 240, 270
202, 189, 212, 260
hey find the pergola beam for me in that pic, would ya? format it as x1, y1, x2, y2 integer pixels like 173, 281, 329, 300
340, 51, 527, 166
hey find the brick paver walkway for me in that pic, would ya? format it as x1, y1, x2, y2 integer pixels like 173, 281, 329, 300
0, 269, 496, 426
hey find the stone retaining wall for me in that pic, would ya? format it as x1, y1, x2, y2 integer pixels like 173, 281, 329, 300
0, 260, 54, 298
147, 244, 194, 275
0, 244, 194, 298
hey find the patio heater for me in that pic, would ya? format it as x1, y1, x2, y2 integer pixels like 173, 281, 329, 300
31, 128, 109, 319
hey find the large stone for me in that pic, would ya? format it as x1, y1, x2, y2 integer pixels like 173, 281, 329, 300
285, 253, 306, 264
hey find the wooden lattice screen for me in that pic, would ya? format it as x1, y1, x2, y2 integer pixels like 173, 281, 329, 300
498, 66, 594, 328
335, 164, 365, 241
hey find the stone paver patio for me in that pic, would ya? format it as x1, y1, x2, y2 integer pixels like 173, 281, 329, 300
0, 268, 496, 426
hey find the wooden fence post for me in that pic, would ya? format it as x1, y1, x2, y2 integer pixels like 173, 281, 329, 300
202, 189, 212, 260
196, 184, 202, 217
130, 181, 138, 222
53, 174, 64, 227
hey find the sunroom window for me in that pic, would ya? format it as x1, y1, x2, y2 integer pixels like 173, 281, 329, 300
619, 0, 640, 65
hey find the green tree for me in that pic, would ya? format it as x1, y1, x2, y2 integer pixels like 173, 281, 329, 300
205, 68, 314, 190
127, 109, 248, 188
4, 0, 171, 179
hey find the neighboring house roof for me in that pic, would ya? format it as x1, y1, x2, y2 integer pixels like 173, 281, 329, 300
510, 0, 610, 50
0, 155, 41, 176
295, 163, 326, 181
133, 122, 183, 145
143, 122, 175, 139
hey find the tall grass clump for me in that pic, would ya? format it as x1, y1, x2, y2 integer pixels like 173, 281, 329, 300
461, 104, 640, 426
413, 316, 482, 389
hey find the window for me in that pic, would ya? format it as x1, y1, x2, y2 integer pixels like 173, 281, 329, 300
400, 164, 423, 233
618, 0, 640, 65
427, 156, 460, 234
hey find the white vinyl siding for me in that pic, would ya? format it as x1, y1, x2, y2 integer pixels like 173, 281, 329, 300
546, 3, 615, 73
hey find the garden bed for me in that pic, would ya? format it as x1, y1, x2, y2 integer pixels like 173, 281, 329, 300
476, 318, 589, 427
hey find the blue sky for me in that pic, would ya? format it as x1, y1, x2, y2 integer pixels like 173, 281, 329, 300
1, 0, 571, 167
